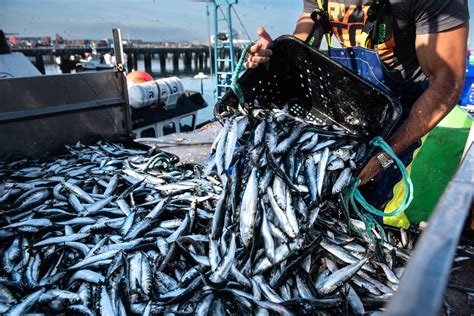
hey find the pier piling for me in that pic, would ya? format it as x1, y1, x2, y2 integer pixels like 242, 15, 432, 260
198, 53, 204, 71
34, 55, 45, 74
144, 53, 152, 74
172, 53, 179, 74
184, 53, 192, 73
159, 54, 167, 74
132, 53, 138, 71
13, 46, 218, 74
59, 55, 74, 73
194, 53, 198, 71
127, 53, 134, 72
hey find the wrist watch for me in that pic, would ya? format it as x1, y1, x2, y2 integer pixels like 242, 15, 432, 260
376, 152, 394, 169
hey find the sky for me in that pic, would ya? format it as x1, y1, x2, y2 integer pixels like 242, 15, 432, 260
0, 0, 302, 43
0, 0, 473, 47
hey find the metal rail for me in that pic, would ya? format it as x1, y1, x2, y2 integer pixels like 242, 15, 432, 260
385, 143, 474, 315
208, 0, 238, 101
0, 98, 126, 124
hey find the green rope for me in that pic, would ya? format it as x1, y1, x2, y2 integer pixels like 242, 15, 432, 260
343, 136, 414, 243
343, 186, 384, 243
354, 136, 413, 217
144, 153, 166, 171
230, 44, 252, 106
144, 153, 177, 172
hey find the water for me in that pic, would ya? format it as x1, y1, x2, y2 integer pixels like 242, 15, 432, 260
179, 76, 216, 125
43, 62, 217, 125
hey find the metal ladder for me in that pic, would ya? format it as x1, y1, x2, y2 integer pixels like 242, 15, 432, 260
207, 0, 238, 101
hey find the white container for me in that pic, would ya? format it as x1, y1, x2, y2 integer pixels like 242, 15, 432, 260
128, 76, 184, 110
156, 76, 184, 110
128, 81, 159, 109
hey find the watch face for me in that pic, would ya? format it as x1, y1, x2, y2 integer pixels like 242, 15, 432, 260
377, 153, 392, 169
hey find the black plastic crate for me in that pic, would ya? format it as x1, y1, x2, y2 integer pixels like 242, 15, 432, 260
215, 35, 402, 143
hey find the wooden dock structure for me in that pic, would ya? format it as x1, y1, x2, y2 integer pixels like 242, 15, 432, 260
13, 46, 242, 75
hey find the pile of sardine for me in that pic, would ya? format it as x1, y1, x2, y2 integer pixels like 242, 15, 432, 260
0, 111, 416, 315
202, 107, 415, 314
0, 142, 224, 315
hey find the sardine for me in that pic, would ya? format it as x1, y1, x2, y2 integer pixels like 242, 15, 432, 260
332, 168, 352, 195
318, 257, 369, 295
240, 168, 259, 247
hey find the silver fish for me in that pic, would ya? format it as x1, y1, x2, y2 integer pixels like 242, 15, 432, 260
4, 289, 45, 316
240, 168, 259, 247
317, 147, 330, 197
254, 120, 266, 146
318, 257, 369, 295
332, 167, 352, 195
266, 187, 295, 238
261, 208, 275, 262
224, 117, 239, 171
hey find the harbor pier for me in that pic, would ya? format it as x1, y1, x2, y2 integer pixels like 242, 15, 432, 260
13, 46, 242, 75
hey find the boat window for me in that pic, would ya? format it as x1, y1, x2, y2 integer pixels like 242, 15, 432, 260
139, 127, 156, 138
180, 115, 195, 133
163, 122, 176, 135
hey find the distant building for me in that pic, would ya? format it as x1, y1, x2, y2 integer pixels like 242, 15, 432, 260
96, 40, 110, 48
6, 34, 209, 50
9, 36, 52, 48
55, 34, 64, 44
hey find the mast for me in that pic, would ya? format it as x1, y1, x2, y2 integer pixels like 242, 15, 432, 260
207, 0, 238, 101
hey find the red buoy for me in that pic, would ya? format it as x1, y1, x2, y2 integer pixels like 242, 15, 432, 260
127, 71, 153, 86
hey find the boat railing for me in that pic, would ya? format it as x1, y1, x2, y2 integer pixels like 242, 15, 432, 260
385, 142, 474, 315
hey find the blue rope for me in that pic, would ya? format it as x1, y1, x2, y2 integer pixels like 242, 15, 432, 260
344, 136, 414, 243
355, 136, 413, 217
230, 44, 251, 106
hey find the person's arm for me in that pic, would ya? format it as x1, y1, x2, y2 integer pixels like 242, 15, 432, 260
293, 12, 316, 41
358, 23, 469, 185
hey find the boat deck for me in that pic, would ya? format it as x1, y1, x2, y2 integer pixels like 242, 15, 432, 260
135, 121, 221, 165
445, 240, 474, 314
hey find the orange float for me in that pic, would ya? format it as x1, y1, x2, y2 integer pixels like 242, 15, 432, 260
126, 71, 153, 86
